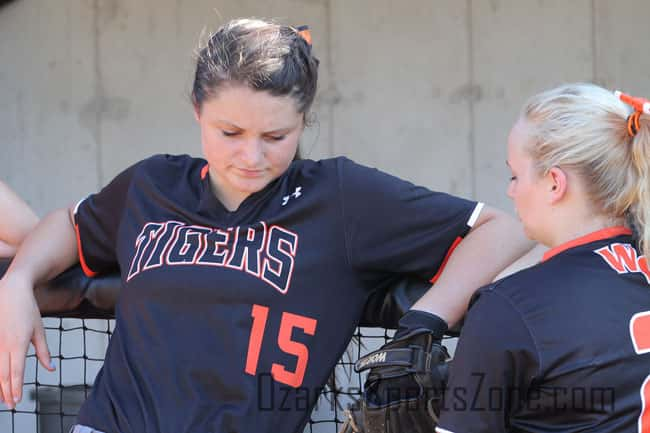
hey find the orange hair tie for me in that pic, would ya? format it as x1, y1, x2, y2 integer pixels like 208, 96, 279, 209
615, 90, 649, 138
295, 25, 312, 46
627, 111, 641, 137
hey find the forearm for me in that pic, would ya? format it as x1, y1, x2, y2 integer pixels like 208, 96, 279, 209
5, 208, 79, 286
412, 207, 533, 326
0, 181, 39, 246
494, 243, 547, 281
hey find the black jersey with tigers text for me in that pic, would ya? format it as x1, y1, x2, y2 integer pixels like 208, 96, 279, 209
73, 154, 481, 433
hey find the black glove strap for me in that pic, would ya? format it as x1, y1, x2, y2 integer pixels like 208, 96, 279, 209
355, 347, 423, 373
354, 348, 413, 373
354, 329, 440, 374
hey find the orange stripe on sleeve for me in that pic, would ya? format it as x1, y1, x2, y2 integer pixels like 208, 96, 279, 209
73, 222, 98, 278
429, 236, 463, 284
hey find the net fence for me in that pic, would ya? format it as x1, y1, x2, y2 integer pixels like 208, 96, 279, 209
0, 318, 397, 433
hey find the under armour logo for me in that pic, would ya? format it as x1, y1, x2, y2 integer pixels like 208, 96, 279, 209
282, 187, 302, 206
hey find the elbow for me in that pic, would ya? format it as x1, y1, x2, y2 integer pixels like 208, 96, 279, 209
0, 214, 38, 248
471, 205, 534, 249
472, 204, 515, 229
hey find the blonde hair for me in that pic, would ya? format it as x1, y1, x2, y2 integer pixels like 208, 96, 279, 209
521, 83, 650, 256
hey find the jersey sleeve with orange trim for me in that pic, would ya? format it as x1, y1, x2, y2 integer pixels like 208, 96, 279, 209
73, 162, 141, 277
436, 288, 539, 433
338, 157, 480, 281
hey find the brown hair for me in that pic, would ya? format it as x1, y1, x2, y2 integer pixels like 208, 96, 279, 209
191, 18, 319, 116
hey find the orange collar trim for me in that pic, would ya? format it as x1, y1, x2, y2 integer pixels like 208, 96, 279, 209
201, 164, 209, 180
542, 226, 633, 262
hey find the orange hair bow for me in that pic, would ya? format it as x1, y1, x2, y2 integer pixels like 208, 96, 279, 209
295, 25, 312, 46
615, 90, 649, 137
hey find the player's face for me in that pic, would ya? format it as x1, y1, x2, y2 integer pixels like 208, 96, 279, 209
195, 84, 303, 210
506, 118, 551, 244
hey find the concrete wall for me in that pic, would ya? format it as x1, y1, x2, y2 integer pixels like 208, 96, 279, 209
2, 0, 649, 215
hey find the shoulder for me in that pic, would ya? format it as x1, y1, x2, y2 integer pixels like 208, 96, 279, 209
293, 157, 425, 206
98, 154, 204, 204
323, 156, 429, 197
467, 262, 564, 335
471, 248, 612, 345
295, 156, 420, 187
454, 279, 541, 373
293, 156, 396, 178
288, 156, 344, 174
331, 156, 401, 181
486, 235, 640, 308
137, 153, 204, 173
285, 157, 356, 191
131, 154, 204, 184
485, 255, 575, 302
290, 156, 355, 176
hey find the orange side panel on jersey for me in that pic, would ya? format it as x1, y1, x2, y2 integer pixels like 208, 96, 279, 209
429, 236, 463, 284
74, 222, 98, 278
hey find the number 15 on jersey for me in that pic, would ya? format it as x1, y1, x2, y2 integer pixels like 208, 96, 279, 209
245, 304, 318, 388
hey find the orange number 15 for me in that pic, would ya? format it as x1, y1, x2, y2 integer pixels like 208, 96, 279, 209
245, 304, 317, 388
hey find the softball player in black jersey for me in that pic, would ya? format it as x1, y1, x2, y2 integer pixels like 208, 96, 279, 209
437, 83, 650, 433
0, 18, 531, 433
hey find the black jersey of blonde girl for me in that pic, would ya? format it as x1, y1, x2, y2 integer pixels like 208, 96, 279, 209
73, 154, 479, 433
437, 229, 650, 433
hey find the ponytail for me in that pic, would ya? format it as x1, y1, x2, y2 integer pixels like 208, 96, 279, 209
629, 113, 650, 257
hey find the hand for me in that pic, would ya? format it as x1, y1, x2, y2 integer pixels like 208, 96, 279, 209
357, 330, 449, 432
0, 274, 55, 409
340, 311, 450, 433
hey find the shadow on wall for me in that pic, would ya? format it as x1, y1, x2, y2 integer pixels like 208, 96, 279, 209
0, 0, 17, 7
